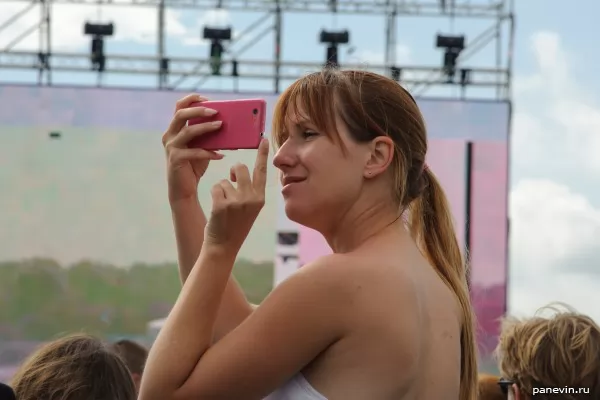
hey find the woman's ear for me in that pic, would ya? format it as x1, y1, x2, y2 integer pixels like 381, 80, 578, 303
510, 383, 521, 400
364, 136, 394, 179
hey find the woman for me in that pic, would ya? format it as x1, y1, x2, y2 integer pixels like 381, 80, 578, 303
140, 69, 477, 400
11, 333, 136, 400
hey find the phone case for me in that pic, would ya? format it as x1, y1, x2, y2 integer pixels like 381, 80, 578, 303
187, 98, 266, 151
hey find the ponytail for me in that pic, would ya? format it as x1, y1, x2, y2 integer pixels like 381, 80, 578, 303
408, 168, 478, 400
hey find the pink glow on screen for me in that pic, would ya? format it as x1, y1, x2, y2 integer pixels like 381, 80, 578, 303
468, 142, 508, 356
469, 142, 508, 288
299, 226, 331, 266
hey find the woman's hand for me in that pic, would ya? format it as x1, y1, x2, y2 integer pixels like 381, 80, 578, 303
162, 94, 224, 204
205, 138, 269, 254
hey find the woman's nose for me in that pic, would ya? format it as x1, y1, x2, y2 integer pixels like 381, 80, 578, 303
272, 142, 295, 170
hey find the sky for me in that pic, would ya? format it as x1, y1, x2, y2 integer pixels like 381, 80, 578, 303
1, 0, 600, 323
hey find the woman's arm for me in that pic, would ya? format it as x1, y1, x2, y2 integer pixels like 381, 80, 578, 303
170, 197, 255, 342
141, 141, 348, 400
140, 253, 351, 400
163, 93, 256, 344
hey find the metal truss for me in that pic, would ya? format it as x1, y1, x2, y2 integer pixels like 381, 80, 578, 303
0, 0, 515, 99
11, 0, 509, 17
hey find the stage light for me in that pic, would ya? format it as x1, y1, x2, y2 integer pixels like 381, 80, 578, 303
391, 66, 402, 81
83, 22, 114, 72
84, 22, 114, 36
319, 29, 350, 67
208, 41, 224, 76
319, 30, 349, 45
435, 34, 465, 83
436, 34, 464, 49
203, 27, 232, 41
203, 27, 232, 76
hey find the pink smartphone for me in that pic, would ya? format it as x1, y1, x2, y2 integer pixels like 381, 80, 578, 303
187, 98, 266, 151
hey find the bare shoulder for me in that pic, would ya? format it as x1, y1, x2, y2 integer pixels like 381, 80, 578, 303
301, 252, 418, 291
286, 253, 396, 301
289, 253, 420, 320
271, 254, 364, 311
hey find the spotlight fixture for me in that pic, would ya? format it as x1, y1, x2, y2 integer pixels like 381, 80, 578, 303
435, 34, 465, 83
203, 27, 232, 76
319, 29, 350, 68
83, 22, 114, 72
390, 66, 402, 82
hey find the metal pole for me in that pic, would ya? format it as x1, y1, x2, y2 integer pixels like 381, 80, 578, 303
506, 0, 515, 99
0, 1, 35, 33
158, 0, 165, 88
495, 3, 502, 99
45, 0, 52, 84
274, 0, 282, 93
384, 0, 397, 76
38, 0, 44, 84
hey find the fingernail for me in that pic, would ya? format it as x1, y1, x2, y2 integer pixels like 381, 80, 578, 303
212, 120, 222, 126
204, 108, 217, 115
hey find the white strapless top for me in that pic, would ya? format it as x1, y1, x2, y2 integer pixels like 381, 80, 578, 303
263, 374, 328, 400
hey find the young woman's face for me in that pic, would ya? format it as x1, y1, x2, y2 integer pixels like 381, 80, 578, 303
272, 107, 371, 231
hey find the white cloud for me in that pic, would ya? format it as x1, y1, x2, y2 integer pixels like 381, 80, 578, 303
512, 31, 600, 177
199, 8, 232, 27
0, 1, 188, 50
509, 179, 600, 322
509, 31, 600, 321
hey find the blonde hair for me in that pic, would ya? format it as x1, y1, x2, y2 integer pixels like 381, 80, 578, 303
495, 304, 600, 398
11, 333, 136, 400
272, 68, 477, 399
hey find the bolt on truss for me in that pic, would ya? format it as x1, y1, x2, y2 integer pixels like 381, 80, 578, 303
0, 0, 515, 99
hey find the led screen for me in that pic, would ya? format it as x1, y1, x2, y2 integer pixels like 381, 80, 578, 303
0, 85, 508, 378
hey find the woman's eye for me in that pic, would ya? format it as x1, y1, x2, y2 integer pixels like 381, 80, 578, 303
302, 131, 318, 139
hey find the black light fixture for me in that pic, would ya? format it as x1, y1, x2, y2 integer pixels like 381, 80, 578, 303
319, 29, 349, 68
203, 27, 232, 76
435, 34, 465, 83
84, 22, 114, 72
390, 66, 402, 82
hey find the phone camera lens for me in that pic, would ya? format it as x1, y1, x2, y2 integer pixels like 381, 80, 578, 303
252, 108, 258, 115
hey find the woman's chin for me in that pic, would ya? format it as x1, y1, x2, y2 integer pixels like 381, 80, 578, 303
284, 200, 315, 227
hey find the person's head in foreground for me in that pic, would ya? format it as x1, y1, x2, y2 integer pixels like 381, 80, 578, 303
478, 374, 505, 400
272, 68, 477, 398
496, 304, 600, 399
111, 339, 148, 392
11, 333, 136, 400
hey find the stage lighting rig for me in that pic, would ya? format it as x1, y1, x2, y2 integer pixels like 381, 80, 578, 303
319, 29, 350, 68
436, 34, 465, 83
84, 22, 114, 72
203, 27, 232, 76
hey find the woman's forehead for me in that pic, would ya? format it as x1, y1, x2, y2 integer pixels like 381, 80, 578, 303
284, 104, 313, 127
